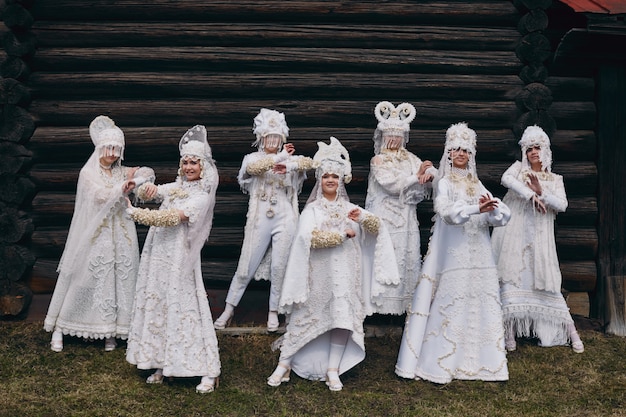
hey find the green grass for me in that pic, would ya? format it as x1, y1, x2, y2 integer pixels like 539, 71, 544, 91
1, 322, 625, 416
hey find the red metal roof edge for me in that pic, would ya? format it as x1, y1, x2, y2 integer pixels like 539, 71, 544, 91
559, 0, 626, 14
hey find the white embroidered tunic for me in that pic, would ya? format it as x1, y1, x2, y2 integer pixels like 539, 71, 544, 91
274, 198, 399, 380
126, 179, 220, 378
44, 162, 149, 340
396, 173, 510, 383
491, 161, 574, 346
365, 148, 434, 314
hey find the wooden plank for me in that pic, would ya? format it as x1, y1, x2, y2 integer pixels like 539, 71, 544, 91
28, 126, 597, 164
28, 73, 526, 101
30, 1, 519, 25
28, 99, 523, 129
561, 261, 598, 292
31, 22, 520, 50
30, 47, 522, 74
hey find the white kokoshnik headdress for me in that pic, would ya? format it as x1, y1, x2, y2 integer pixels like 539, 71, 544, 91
89, 115, 125, 160
252, 108, 289, 150
178, 125, 217, 186
438, 122, 478, 179
519, 125, 553, 172
373, 101, 416, 154
307, 136, 352, 204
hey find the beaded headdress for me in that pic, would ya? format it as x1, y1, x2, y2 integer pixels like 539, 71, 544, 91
438, 122, 478, 179
252, 108, 289, 149
373, 101, 416, 153
89, 115, 125, 160
519, 125, 552, 172
313, 136, 352, 184
178, 125, 214, 182
306, 136, 351, 204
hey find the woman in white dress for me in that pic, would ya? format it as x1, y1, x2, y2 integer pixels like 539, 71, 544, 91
214, 108, 314, 331
395, 122, 511, 383
267, 137, 399, 391
491, 125, 584, 353
44, 115, 154, 352
125, 125, 221, 394
365, 101, 436, 314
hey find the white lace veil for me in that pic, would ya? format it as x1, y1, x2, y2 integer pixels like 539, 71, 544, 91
57, 116, 129, 275
176, 125, 219, 280
306, 136, 352, 205
519, 125, 553, 172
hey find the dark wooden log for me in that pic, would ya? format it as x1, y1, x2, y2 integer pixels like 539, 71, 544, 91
513, 110, 557, 138
0, 243, 36, 281
0, 142, 32, 174
512, 0, 553, 13
556, 227, 598, 260
30, 1, 519, 26
0, 202, 34, 243
0, 77, 31, 105
0, 104, 35, 143
517, 9, 549, 34
560, 261, 597, 293
30, 47, 521, 75
27, 72, 525, 101
26, 99, 544, 129
519, 64, 549, 84
0, 281, 33, 318
515, 32, 552, 64
515, 82, 553, 111
28, 126, 597, 164
0, 173, 36, 205
0, 55, 30, 80
2, 30, 36, 57
31, 22, 520, 50
2, 4, 34, 30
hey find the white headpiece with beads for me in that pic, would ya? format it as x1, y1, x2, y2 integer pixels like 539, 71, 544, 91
307, 136, 352, 204
180, 124, 212, 160
178, 125, 216, 186
313, 136, 352, 183
373, 101, 416, 154
438, 122, 478, 179
252, 108, 289, 148
519, 125, 552, 172
89, 115, 125, 160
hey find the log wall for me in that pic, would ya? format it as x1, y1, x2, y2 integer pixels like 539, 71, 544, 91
17, 1, 598, 303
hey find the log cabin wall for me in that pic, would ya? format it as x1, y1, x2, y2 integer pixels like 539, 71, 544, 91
8, 1, 597, 317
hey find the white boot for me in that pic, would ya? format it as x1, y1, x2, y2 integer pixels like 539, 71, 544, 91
214, 303, 235, 329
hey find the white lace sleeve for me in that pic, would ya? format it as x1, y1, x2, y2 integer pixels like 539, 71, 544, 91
501, 161, 534, 200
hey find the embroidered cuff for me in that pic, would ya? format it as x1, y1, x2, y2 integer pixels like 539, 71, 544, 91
135, 183, 154, 201
128, 207, 181, 227
361, 214, 380, 234
246, 157, 275, 176
310, 229, 344, 248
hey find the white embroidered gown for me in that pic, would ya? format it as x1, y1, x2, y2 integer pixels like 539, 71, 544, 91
365, 148, 434, 314
491, 161, 574, 346
126, 180, 220, 378
275, 198, 399, 380
396, 173, 511, 383
44, 162, 147, 340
